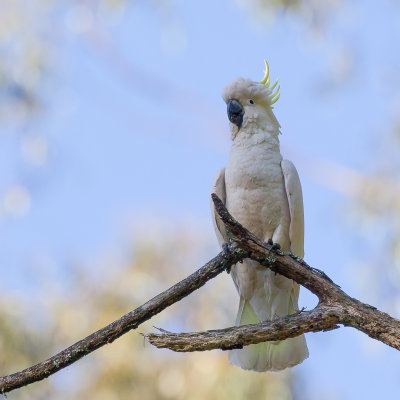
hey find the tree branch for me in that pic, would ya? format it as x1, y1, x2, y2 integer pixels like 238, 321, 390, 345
146, 194, 400, 352
2, 194, 400, 395
147, 306, 341, 352
0, 248, 246, 395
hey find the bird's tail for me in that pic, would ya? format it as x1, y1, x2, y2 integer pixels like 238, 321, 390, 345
229, 297, 308, 372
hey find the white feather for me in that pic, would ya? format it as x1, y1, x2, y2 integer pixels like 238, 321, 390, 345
211, 77, 309, 372
211, 168, 227, 247
281, 159, 305, 258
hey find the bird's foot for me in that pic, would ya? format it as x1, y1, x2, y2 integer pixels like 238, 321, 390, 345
222, 242, 232, 274
222, 242, 230, 256
267, 238, 281, 251
266, 239, 280, 275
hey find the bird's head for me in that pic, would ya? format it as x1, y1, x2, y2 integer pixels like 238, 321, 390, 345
222, 60, 281, 140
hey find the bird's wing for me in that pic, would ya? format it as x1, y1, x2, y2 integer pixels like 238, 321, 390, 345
210, 167, 228, 247
281, 160, 304, 258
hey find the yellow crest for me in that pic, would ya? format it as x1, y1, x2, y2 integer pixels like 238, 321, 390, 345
259, 59, 280, 107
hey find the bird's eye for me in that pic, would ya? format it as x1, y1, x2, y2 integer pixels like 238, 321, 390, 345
248, 99, 254, 105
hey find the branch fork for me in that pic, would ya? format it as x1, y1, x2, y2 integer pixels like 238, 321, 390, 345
147, 194, 400, 353
1, 194, 400, 395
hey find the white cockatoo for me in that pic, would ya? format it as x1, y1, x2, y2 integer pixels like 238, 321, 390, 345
211, 60, 308, 372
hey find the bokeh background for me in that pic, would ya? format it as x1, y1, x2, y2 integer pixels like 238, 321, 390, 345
1, 0, 400, 399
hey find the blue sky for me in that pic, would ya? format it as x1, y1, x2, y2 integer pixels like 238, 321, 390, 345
1, 0, 400, 398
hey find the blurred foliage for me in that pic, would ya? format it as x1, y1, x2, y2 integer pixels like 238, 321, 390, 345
0, 229, 293, 399
235, 0, 342, 36
0, 0, 350, 219
0, 0, 121, 124
3, 0, 398, 398
0, 0, 343, 124
0, 0, 45, 123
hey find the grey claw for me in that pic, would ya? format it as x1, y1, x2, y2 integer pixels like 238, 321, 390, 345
222, 242, 230, 256
270, 242, 281, 251
222, 243, 232, 274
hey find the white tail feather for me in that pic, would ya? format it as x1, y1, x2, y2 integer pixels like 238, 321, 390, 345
229, 298, 309, 372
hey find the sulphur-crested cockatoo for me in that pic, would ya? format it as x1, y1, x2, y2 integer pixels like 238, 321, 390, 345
211, 60, 308, 372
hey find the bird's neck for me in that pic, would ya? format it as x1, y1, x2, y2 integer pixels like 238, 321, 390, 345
232, 125, 281, 153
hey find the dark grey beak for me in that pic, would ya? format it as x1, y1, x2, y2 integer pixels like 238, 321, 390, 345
227, 99, 244, 127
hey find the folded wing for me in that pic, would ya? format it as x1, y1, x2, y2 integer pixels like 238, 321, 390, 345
281, 160, 304, 258
210, 168, 228, 247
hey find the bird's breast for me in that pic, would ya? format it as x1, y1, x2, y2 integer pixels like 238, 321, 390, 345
224, 136, 289, 240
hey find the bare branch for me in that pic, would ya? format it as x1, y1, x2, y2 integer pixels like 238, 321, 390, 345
147, 306, 341, 352
0, 249, 246, 395
147, 194, 400, 353
2, 193, 400, 394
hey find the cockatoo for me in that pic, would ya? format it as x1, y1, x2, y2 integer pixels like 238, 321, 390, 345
211, 60, 308, 372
